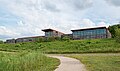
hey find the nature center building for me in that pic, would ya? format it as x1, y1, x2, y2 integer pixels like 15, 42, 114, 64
71, 27, 111, 40
42, 29, 64, 37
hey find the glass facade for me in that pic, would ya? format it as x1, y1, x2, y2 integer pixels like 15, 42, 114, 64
45, 31, 53, 37
73, 28, 107, 39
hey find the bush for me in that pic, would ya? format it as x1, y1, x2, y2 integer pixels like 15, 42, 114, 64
108, 24, 120, 38
15, 44, 21, 47
62, 36, 70, 42
35, 38, 44, 43
0, 40, 4, 44
115, 28, 120, 43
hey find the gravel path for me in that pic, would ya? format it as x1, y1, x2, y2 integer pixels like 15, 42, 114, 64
49, 55, 86, 71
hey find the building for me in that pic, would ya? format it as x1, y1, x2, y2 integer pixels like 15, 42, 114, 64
42, 29, 64, 37
6, 36, 44, 43
71, 27, 111, 40
16, 36, 44, 43
6, 39, 16, 43
6, 27, 111, 43
61, 34, 73, 39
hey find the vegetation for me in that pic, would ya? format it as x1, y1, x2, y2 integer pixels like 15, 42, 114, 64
0, 38, 120, 53
0, 51, 59, 71
115, 28, 120, 43
0, 37, 120, 71
62, 36, 70, 42
108, 24, 120, 38
67, 54, 120, 71
0, 40, 4, 44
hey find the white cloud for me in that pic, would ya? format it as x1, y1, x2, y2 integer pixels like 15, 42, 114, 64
0, 0, 118, 40
0, 26, 20, 38
105, 0, 120, 6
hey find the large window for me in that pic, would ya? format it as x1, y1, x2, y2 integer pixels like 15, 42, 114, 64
45, 31, 53, 37
73, 28, 107, 39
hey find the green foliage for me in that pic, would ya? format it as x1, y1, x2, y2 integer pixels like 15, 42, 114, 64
45, 37, 61, 42
15, 44, 21, 47
0, 52, 59, 71
68, 54, 120, 71
0, 38, 120, 53
35, 38, 45, 42
115, 28, 120, 43
48, 37, 56, 42
0, 40, 4, 44
62, 36, 70, 42
109, 24, 120, 38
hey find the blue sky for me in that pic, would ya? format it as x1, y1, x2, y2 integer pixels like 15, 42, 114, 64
0, 0, 120, 40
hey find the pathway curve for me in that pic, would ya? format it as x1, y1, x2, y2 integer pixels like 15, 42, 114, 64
48, 55, 86, 71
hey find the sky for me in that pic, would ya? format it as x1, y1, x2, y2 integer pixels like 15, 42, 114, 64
0, 0, 120, 40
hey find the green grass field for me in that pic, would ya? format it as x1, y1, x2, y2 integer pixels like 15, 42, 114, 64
0, 38, 120, 71
0, 38, 120, 53
66, 54, 120, 71
0, 51, 59, 71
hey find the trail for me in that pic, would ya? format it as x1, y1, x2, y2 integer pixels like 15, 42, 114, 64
49, 55, 86, 71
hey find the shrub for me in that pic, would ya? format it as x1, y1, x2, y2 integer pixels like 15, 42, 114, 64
35, 38, 44, 43
62, 36, 70, 42
108, 24, 120, 38
115, 28, 120, 43
15, 44, 21, 47
0, 40, 4, 44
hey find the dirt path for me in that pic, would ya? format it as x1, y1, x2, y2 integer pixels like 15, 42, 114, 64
48, 55, 86, 71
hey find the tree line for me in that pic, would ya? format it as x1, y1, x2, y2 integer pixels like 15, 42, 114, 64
108, 24, 120, 43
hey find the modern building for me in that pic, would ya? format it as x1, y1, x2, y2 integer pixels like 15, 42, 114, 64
71, 27, 111, 40
6, 27, 111, 43
6, 39, 16, 43
42, 29, 64, 37
15, 36, 44, 43
61, 34, 73, 39
6, 36, 44, 43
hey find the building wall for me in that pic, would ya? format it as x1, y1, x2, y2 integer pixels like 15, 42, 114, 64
61, 34, 73, 39
45, 31, 64, 37
6, 39, 16, 43
72, 28, 108, 40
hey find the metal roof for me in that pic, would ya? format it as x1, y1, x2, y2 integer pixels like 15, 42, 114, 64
71, 27, 107, 31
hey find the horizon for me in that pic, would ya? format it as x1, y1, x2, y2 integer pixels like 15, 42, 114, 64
0, 0, 120, 40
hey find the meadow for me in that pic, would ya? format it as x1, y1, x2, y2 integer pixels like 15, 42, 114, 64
0, 51, 59, 71
0, 38, 120, 71
66, 54, 120, 71
1, 38, 119, 53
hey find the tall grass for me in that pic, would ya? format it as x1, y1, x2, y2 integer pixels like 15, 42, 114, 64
0, 52, 59, 71
67, 54, 120, 71
0, 38, 120, 53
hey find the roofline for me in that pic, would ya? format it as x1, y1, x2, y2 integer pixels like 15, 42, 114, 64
71, 27, 107, 31
42, 28, 64, 34
17, 36, 45, 39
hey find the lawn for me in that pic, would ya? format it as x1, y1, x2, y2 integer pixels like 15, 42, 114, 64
0, 51, 59, 71
66, 54, 120, 71
0, 38, 120, 53
40, 38, 120, 53
0, 38, 120, 71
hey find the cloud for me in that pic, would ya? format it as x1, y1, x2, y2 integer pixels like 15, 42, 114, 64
68, 0, 93, 10
0, 0, 115, 40
0, 26, 20, 38
105, 0, 120, 6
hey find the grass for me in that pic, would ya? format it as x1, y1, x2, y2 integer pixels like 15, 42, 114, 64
0, 38, 120, 53
66, 54, 120, 71
40, 38, 120, 53
0, 38, 120, 71
0, 51, 59, 71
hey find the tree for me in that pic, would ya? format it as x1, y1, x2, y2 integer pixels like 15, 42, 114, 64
35, 38, 44, 43
115, 28, 120, 43
62, 36, 70, 42
108, 24, 120, 38
0, 40, 4, 44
